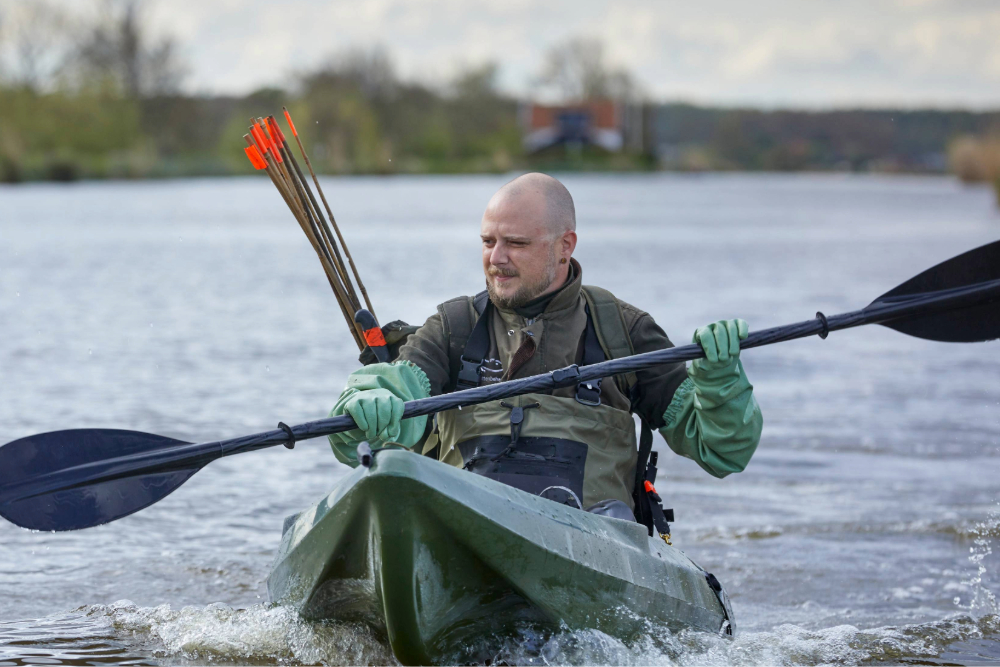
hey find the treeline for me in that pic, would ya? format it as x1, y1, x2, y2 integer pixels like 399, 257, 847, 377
649, 106, 1000, 174
1, 1, 999, 187
0, 2, 522, 181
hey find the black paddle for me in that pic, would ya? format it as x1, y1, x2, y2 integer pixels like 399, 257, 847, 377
2, 240, 998, 532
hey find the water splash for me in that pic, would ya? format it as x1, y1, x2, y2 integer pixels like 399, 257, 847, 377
482, 614, 1000, 666
0, 602, 992, 665
85, 600, 397, 665
957, 505, 999, 618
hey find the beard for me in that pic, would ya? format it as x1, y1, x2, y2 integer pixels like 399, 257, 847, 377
485, 249, 559, 310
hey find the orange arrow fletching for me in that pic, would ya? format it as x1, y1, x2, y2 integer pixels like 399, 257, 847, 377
283, 108, 299, 138
258, 120, 283, 164
267, 116, 287, 146
244, 145, 267, 170
250, 124, 269, 155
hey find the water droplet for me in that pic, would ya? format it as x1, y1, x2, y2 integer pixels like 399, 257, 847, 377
88, 348, 92, 355
266, 365, 270, 372
16, 292, 19, 297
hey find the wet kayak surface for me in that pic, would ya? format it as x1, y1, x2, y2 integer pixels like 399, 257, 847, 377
1, 173, 998, 665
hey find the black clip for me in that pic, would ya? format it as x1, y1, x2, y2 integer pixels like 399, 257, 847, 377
815, 311, 830, 339
456, 357, 482, 388
278, 422, 296, 449
551, 365, 581, 384
576, 379, 602, 406
494, 401, 539, 460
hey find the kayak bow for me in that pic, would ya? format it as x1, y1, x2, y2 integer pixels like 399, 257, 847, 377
267, 449, 732, 665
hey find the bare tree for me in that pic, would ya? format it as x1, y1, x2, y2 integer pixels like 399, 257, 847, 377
538, 37, 640, 102
304, 47, 398, 101
72, 0, 186, 97
451, 62, 500, 99
1, 1, 69, 90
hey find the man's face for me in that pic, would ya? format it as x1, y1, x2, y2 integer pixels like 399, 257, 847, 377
481, 194, 564, 309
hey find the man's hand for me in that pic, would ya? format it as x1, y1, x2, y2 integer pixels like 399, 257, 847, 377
327, 361, 431, 467
692, 318, 749, 368
331, 388, 404, 444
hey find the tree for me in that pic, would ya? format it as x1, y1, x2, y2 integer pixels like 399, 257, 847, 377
72, 0, 186, 97
304, 47, 397, 102
537, 37, 640, 103
1, 1, 69, 91
451, 62, 500, 99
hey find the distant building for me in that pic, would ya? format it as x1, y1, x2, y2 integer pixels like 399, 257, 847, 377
520, 100, 644, 154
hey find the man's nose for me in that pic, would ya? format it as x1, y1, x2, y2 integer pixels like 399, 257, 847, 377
489, 242, 508, 265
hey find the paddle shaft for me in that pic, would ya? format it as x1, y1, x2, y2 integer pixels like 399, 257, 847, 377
2, 268, 997, 530
209, 275, 1000, 456
17, 276, 998, 493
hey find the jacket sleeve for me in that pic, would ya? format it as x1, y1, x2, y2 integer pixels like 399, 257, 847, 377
396, 310, 453, 396
626, 310, 690, 428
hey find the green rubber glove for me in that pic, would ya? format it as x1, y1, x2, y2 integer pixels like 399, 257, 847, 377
659, 318, 762, 478
328, 360, 431, 467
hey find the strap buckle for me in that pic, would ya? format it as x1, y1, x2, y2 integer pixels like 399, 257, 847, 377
575, 378, 602, 406
456, 357, 481, 388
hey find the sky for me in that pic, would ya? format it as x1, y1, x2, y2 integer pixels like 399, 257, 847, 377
3, 0, 1000, 108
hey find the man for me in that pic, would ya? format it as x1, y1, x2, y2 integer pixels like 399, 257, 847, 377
327, 173, 762, 517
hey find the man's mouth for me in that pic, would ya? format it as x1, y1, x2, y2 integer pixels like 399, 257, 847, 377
489, 269, 518, 285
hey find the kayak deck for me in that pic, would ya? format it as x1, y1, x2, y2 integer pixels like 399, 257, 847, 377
267, 450, 731, 665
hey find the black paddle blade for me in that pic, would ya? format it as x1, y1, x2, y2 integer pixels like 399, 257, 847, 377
869, 240, 1000, 343
0, 429, 204, 532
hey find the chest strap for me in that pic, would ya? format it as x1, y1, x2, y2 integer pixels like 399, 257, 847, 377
456, 296, 608, 405
455, 291, 491, 390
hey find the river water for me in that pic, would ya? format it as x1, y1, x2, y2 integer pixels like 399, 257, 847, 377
0, 173, 998, 665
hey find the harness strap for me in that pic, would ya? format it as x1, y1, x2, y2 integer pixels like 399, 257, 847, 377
456, 291, 491, 389
440, 291, 488, 392
632, 428, 674, 539
576, 304, 605, 405
633, 419, 654, 515
580, 286, 638, 396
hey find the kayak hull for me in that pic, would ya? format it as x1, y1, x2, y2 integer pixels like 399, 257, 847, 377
267, 450, 731, 665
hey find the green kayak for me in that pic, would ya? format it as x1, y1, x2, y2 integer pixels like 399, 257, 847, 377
267, 449, 734, 665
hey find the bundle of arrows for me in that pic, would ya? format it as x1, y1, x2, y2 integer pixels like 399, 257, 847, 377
243, 109, 387, 358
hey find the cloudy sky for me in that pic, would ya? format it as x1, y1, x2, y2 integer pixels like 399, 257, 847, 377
5, 0, 1000, 108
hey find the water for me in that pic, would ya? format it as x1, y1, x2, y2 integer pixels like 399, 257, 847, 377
1, 173, 998, 665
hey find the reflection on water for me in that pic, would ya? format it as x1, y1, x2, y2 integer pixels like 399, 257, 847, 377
0, 173, 998, 665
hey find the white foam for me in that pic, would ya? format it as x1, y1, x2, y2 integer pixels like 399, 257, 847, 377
85, 600, 397, 665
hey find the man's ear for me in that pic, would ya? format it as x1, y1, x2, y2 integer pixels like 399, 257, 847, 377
561, 231, 578, 259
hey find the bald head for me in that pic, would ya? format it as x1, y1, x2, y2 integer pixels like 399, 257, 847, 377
486, 173, 576, 237
480, 173, 579, 309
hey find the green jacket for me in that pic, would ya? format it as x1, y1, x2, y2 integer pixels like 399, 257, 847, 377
397, 260, 762, 483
